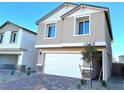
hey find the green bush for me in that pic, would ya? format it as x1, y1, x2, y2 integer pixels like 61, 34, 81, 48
11, 70, 15, 75
101, 80, 108, 87
80, 79, 86, 85
27, 67, 31, 76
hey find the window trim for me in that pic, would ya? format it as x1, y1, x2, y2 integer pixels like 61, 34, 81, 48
0, 33, 4, 44
10, 31, 18, 44
44, 21, 57, 39
73, 14, 91, 36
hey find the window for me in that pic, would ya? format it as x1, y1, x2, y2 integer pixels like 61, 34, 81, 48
10, 31, 17, 43
74, 17, 90, 35
0, 33, 3, 43
45, 24, 56, 38
79, 21, 89, 35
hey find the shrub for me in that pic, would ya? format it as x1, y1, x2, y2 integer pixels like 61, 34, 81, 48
11, 70, 15, 75
80, 79, 86, 85
27, 67, 31, 76
101, 80, 108, 87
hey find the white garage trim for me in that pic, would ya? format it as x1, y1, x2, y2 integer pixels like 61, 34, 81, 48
35, 42, 107, 48
36, 64, 43, 66
0, 50, 23, 55
0, 52, 21, 55
42, 51, 81, 54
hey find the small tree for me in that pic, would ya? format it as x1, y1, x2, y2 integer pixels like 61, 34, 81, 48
81, 42, 101, 88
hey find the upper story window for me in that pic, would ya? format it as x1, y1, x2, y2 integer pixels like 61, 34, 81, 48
45, 23, 56, 38
79, 21, 89, 35
10, 31, 18, 43
74, 16, 90, 36
0, 33, 3, 43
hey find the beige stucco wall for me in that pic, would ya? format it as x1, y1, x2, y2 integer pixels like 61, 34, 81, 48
36, 20, 63, 45
36, 11, 107, 45
63, 12, 105, 43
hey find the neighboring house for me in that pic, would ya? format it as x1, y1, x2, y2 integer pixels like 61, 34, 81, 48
35, 2, 113, 81
113, 55, 124, 63
0, 21, 37, 71
118, 55, 124, 63
112, 55, 124, 76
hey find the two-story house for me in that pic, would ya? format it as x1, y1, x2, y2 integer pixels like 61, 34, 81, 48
35, 3, 113, 81
0, 21, 37, 71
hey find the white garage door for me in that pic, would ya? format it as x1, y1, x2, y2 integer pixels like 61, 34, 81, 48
0, 54, 18, 65
43, 53, 83, 78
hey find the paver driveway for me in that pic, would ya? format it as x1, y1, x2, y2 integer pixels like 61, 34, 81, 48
0, 74, 80, 90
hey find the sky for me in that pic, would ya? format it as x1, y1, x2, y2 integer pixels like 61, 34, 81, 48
0, 2, 124, 60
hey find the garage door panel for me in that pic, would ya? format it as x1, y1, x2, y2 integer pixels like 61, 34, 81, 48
44, 53, 82, 78
0, 55, 18, 65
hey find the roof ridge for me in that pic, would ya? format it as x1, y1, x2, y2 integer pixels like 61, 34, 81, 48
79, 3, 109, 9
36, 2, 78, 25
0, 21, 37, 35
61, 3, 109, 18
